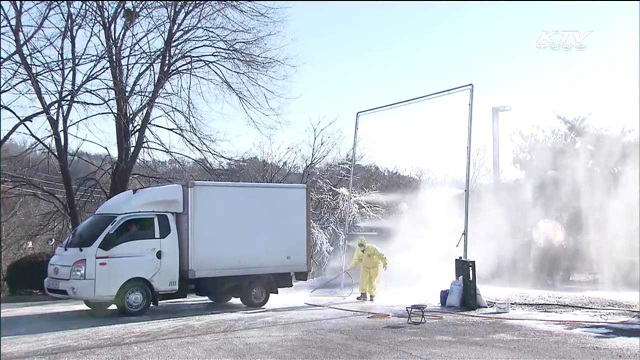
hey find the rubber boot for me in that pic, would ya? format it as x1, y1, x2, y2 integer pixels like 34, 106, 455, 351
369, 295, 375, 302
357, 293, 367, 301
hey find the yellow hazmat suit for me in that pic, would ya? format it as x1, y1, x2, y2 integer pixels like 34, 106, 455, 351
349, 237, 388, 297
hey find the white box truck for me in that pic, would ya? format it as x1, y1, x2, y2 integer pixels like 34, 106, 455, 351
44, 182, 311, 316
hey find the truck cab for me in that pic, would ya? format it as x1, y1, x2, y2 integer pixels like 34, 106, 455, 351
45, 185, 182, 315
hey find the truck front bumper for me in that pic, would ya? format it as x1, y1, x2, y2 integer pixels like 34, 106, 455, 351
44, 277, 96, 300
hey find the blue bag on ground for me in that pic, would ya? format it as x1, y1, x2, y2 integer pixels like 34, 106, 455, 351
440, 290, 449, 306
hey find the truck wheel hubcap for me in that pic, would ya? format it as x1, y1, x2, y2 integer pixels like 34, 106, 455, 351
252, 287, 266, 303
125, 289, 145, 310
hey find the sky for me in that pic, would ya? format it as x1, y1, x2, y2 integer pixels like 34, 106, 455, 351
2, 1, 639, 181
268, 1, 639, 180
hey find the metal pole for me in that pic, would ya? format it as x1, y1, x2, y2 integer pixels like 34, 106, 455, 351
492, 108, 500, 184
463, 85, 474, 260
341, 114, 359, 289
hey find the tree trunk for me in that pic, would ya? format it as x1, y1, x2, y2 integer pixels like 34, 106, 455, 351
108, 161, 132, 198
49, 132, 80, 228
59, 158, 80, 228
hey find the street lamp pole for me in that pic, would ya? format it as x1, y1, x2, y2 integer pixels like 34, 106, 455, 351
491, 106, 511, 184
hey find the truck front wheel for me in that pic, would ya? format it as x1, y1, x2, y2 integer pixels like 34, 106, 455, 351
240, 280, 270, 308
116, 280, 152, 316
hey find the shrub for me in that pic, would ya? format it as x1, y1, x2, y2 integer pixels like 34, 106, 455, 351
4, 252, 52, 295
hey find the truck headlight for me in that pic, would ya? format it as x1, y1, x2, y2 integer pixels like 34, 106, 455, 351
71, 259, 86, 280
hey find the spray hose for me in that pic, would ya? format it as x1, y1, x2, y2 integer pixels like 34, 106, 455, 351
304, 270, 436, 319
303, 271, 638, 325
308, 269, 355, 299
305, 269, 383, 315
306, 299, 637, 325
420, 308, 638, 325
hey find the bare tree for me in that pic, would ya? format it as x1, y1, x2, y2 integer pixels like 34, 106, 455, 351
470, 146, 491, 188
2, 1, 292, 231
1, 140, 106, 279
90, 1, 291, 197
211, 118, 339, 185
0, 1, 55, 146
1, 1, 108, 227
308, 171, 383, 276
250, 136, 300, 183
300, 118, 340, 184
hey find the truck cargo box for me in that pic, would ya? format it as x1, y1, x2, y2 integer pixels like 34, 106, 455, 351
177, 182, 310, 279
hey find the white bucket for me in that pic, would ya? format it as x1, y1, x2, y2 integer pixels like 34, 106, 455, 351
495, 300, 510, 313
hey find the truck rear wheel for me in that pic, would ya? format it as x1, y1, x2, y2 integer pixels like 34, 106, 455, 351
84, 301, 111, 313
240, 280, 270, 308
208, 294, 232, 304
116, 280, 152, 316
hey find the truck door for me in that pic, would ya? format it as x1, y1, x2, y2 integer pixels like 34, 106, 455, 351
95, 215, 161, 299
154, 214, 179, 293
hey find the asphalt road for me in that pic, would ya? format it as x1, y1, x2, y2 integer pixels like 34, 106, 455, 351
1, 288, 639, 360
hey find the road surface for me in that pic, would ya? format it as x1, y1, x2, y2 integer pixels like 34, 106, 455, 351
2, 287, 638, 359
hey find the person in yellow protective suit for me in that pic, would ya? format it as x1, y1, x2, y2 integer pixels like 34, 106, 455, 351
348, 237, 388, 301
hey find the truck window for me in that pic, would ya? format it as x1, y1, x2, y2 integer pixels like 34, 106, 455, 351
157, 214, 171, 239
99, 217, 156, 251
63, 215, 116, 249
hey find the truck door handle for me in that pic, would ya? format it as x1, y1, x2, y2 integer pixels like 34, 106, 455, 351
156, 250, 162, 259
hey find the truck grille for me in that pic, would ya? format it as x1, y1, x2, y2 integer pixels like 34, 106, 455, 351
47, 288, 68, 296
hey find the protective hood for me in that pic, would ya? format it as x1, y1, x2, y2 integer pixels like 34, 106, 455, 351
357, 237, 367, 247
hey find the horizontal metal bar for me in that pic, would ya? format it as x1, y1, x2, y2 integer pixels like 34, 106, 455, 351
356, 84, 473, 117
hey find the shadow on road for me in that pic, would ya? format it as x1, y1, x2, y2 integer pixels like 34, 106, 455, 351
1, 298, 321, 338
577, 323, 640, 339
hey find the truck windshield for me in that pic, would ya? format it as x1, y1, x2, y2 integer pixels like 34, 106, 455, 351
62, 215, 116, 249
